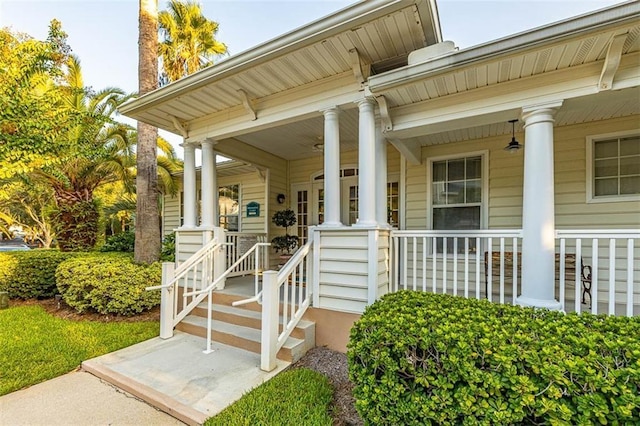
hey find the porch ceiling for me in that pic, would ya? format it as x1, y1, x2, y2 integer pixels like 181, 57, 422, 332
120, 0, 440, 134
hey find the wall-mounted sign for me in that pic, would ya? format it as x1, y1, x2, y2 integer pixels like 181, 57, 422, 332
246, 202, 260, 217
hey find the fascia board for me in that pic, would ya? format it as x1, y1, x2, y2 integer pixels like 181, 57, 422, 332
119, 0, 419, 116
369, 1, 640, 94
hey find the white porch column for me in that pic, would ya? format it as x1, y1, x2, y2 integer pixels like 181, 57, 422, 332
517, 100, 563, 310
321, 107, 342, 227
375, 117, 388, 227
182, 142, 197, 228
200, 139, 218, 228
355, 97, 377, 227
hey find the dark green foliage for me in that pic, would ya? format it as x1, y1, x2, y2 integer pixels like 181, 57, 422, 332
54, 199, 100, 251
0, 250, 80, 299
160, 232, 175, 262
347, 291, 640, 425
55, 254, 161, 316
101, 231, 135, 252
271, 209, 298, 254
206, 368, 333, 425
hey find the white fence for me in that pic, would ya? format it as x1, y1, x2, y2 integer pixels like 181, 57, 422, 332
390, 229, 639, 317
226, 232, 268, 277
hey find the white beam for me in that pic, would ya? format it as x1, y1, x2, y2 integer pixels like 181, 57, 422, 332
389, 138, 421, 165
598, 33, 628, 91
171, 116, 188, 138
349, 48, 370, 84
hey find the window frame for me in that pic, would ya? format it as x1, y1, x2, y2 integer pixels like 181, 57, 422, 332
586, 129, 640, 203
426, 150, 489, 232
218, 184, 241, 231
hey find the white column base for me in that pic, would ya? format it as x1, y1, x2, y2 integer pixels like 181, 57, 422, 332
515, 296, 562, 311
319, 221, 344, 228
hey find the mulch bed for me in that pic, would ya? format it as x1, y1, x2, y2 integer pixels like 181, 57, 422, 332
292, 346, 363, 426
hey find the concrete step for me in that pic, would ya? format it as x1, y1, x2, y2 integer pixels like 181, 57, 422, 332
176, 315, 311, 363
191, 302, 315, 342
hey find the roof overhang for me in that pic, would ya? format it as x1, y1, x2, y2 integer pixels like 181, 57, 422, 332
120, 0, 441, 135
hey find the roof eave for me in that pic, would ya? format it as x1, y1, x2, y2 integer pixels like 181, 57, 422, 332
369, 1, 640, 94
120, 0, 439, 117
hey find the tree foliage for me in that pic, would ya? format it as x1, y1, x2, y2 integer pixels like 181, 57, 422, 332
158, 0, 227, 83
0, 21, 77, 178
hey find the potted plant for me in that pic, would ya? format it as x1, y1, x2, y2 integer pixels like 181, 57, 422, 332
271, 209, 299, 260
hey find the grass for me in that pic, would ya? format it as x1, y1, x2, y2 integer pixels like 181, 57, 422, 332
0, 305, 158, 396
205, 368, 334, 426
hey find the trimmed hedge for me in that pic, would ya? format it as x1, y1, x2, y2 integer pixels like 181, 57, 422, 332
55, 254, 161, 316
347, 291, 640, 425
0, 250, 80, 299
100, 231, 135, 253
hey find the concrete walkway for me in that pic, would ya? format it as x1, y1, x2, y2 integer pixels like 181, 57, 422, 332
1, 332, 289, 426
0, 371, 184, 426
82, 332, 290, 425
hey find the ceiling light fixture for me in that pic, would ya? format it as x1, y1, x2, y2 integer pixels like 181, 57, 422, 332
312, 143, 324, 152
504, 119, 522, 153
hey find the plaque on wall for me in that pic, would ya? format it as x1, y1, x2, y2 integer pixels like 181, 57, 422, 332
246, 201, 260, 217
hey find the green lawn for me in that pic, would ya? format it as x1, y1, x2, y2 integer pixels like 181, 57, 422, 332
0, 305, 158, 396
206, 368, 334, 426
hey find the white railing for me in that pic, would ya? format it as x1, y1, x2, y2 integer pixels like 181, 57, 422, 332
147, 238, 225, 338
390, 229, 639, 317
226, 232, 268, 277
556, 230, 639, 317
391, 230, 523, 304
261, 240, 314, 372
184, 242, 271, 354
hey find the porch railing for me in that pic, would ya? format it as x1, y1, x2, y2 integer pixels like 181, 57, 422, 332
183, 242, 271, 354
556, 230, 639, 316
391, 230, 523, 304
226, 232, 268, 277
390, 229, 639, 317
147, 238, 225, 338
261, 240, 314, 371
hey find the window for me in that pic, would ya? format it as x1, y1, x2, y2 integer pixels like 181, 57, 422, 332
588, 132, 640, 202
430, 155, 485, 253
219, 185, 239, 231
296, 190, 308, 245
387, 182, 399, 228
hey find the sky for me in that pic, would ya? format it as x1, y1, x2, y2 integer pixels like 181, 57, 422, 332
0, 0, 626, 157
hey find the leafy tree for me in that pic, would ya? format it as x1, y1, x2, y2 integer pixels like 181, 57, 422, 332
136, 0, 161, 263
158, 0, 227, 83
0, 180, 57, 248
0, 21, 76, 179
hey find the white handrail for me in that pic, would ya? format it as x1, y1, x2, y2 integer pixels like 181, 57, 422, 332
261, 240, 314, 371
183, 242, 270, 354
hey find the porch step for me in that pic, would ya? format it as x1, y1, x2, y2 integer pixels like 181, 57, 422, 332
192, 302, 315, 341
176, 315, 310, 363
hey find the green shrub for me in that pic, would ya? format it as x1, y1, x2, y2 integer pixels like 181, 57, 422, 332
348, 291, 640, 425
55, 254, 161, 316
160, 232, 175, 262
101, 231, 135, 252
0, 250, 81, 299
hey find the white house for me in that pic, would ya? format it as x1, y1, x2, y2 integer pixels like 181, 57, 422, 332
122, 0, 640, 371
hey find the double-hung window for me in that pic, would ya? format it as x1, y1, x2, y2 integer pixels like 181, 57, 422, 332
587, 131, 640, 202
430, 154, 485, 253
218, 185, 239, 231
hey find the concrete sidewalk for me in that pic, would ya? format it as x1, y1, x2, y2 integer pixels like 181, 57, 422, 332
0, 370, 185, 426
1, 332, 289, 426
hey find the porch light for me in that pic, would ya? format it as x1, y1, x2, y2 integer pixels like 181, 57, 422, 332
504, 119, 522, 153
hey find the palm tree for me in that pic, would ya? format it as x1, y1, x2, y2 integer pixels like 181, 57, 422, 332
135, 0, 161, 263
158, 0, 227, 83
30, 55, 136, 250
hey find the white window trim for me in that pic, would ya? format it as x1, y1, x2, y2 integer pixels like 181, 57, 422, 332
586, 129, 640, 204
426, 150, 489, 231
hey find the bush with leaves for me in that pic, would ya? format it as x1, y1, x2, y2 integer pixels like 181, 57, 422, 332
55, 254, 160, 316
0, 250, 80, 299
101, 231, 135, 252
348, 291, 640, 425
160, 232, 176, 262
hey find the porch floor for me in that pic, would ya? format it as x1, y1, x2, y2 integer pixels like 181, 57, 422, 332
82, 293, 289, 425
